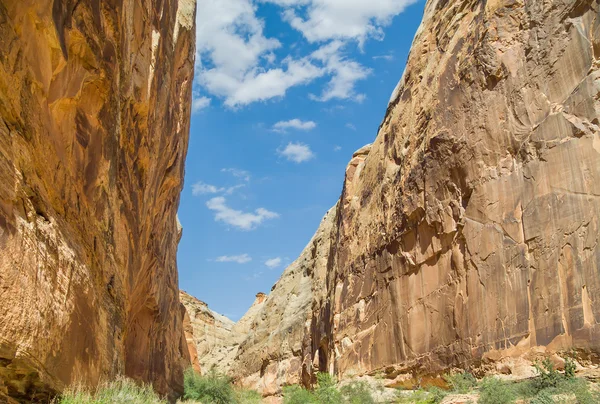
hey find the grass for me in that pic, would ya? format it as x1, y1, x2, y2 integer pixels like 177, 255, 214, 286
283, 372, 378, 404
56, 376, 166, 404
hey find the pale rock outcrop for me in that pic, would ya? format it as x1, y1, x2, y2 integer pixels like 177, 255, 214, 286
195, 0, 600, 395
180, 291, 267, 374
0, 0, 196, 401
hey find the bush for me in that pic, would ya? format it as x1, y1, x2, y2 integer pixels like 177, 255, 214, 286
339, 380, 375, 404
444, 371, 477, 393
478, 377, 515, 404
234, 388, 263, 404
396, 387, 446, 404
533, 358, 561, 390
530, 389, 555, 404
58, 376, 166, 404
183, 368, 236, 404
283, 385, 318, 404
313, 373, 342, 404
564, 357, 576, 380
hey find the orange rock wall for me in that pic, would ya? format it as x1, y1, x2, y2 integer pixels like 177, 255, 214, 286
0, 0, 196, 401
217, 0, 600, 395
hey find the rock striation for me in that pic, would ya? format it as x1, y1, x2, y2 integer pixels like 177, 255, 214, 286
0, 0, 196, 401
187, 0, 600, 396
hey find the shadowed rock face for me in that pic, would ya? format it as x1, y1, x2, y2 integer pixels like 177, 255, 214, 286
187, 0, 600, 396
0, 0, 196, 401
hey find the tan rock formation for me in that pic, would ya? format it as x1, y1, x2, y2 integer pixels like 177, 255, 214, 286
0, 0, 196, 401
189, 0, 600, 396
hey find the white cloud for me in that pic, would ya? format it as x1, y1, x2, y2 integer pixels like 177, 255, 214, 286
333, 145, 342, 151
195, 0, 413, 107
192, 181, 245, 196
279, 142, 315, 163
192, 96, 211, 112
264, 0, 418, 44
195, 0, 326, 107
214, 254, 252, 263
272, 119, 317, 132
373, 53, 394, 61
192, 181, 223, 195
265, 257, 282, 268
346, 123, 357, 130
206, 197, 279, 230
222, 168, 251, 182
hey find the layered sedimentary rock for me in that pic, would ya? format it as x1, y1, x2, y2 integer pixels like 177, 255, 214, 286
180, 291, 266, 375
0, 0, 196, 401
198, 0, 600, 395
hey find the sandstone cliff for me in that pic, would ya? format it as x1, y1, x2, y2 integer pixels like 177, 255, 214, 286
0, 0, 196, 401
191, 0, 600, 395
180, 291, 266, 375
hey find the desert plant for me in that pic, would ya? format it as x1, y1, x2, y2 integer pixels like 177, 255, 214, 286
183, 368, 235, 404
58, 376, 165, 404
282, 385, 318, 404
313, 373, 342, 404
234, 388, 263, 404
530, 389, 555, 404
478, 377, 515, 404
444, 371, 478, 393
533, 358, 561, 390
564, 357, 576, 380
340, 380, 376, 404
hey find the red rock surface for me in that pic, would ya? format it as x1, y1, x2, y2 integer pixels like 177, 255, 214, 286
187, 0, 600, 396
0, 0, 196, 401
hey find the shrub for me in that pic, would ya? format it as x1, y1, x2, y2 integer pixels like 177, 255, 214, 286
58, 376, 165, 404
183, 368, 235, 404
478, 377, 515, 404
530, 389, 555, 404
235, 388, 263, 404
564, 357, 576, 380
444, 371, 478, 393
282, 385, 318, 404
340, 380, 375, 404
396, 387, 446, 404
313, 373, 342, 404
533, 358, 561, 390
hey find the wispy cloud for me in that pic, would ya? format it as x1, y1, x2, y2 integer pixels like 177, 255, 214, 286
221, 168, 251, 182
192, 95, 211, 112
278, 142, 315, 163
346, 123, 357, 131
192, 181, 245, 196
192, 181, 223, 195
265, 257, 282, 268
333, 145, 342, 152
373, 52, 395, 61
272, 119, 317, 133
213, 254, 252, 264
206, 197, 279, 230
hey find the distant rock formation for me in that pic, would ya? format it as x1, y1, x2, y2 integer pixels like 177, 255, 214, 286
184, 0, 600, 396
180, 291, 266, 375
0, 0, 196, 401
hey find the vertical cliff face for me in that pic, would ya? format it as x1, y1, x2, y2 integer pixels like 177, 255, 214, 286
189, 0, 600, 395
0, 0, 196, 401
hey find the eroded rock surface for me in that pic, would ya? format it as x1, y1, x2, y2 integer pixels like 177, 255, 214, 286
0, 0, 196, 401
189, 0, 600, 396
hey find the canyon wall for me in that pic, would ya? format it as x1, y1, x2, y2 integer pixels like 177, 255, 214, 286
0, 0, 196, 401
187, 0, 600, 396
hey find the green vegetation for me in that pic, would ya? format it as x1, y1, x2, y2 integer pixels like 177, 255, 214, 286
53, 360, 600, 404
56, 376, 166, 404
444, 371, 478, 394
183, 368, 262, 404
282, 373, 377, 404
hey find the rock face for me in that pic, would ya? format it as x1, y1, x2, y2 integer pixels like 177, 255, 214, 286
192, 0, 600, 395
0, 0, 196, 401
180, 291, 266, 375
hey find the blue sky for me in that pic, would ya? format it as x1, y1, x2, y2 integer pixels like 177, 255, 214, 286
177, 0, 426, 320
